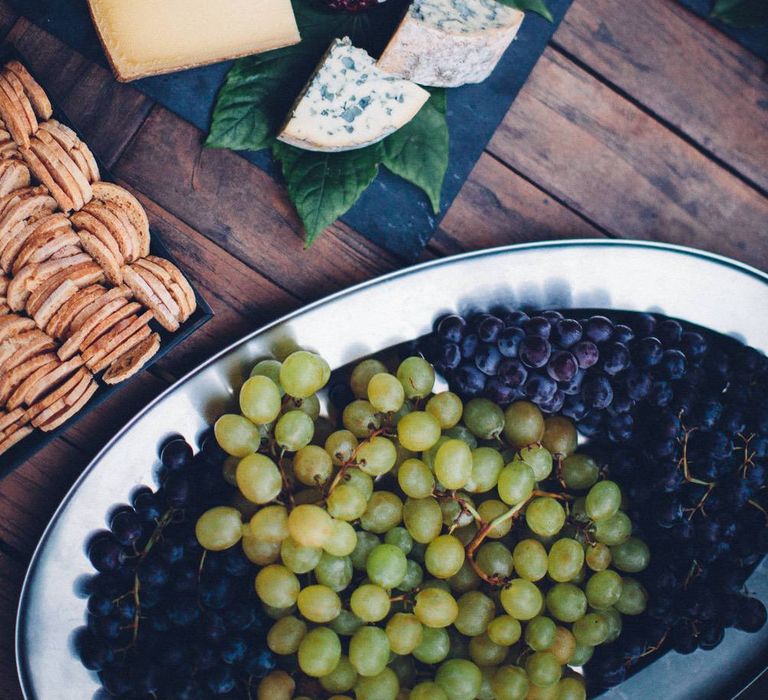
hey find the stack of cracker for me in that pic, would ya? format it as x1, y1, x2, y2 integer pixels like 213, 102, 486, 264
0, 60, 197, 456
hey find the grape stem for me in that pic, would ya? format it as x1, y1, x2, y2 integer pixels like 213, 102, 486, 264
434, 490, 483, 528
738, 432, 756, 479
277, 448, 295, 509
677, 423, 713, 487
748, 499, 768, 526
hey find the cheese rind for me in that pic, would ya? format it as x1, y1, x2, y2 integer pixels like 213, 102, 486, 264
277, 38, 430, 153
377, 0, 524, 88
87, 0, 301, 82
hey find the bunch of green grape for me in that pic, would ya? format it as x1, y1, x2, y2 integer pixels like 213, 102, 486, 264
196, 351, 651, 700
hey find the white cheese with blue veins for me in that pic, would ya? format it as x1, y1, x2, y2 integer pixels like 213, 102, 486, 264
277, 37, 430, 152
377, 0, 524, 88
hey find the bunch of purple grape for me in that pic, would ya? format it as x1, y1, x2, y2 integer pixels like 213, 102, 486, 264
78, 433, 276, 699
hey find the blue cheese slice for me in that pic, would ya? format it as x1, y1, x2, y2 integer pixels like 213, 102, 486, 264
377, 0, 524, 88
277, 37, 430, 153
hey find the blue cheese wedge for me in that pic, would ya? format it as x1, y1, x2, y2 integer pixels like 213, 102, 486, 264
277, 37, 430, 153
377, 0, 524, 88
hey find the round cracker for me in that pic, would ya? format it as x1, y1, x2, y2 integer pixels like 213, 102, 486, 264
30, 139, 84, 210
26, 261, 104, 317
38, 378, 98, 432
130, 263, 180, 320
59, 295, 130, 361
0, 350, 55, 405
77, 230, 122, 285
0, 159, 30, 196
25, 367, 89, 423
33, 278, 79, 329
20, 147, 74, 211
0, 313, 36, 342
76, 143, 100, 183
6, 252, 92, 312
11, 223, 78, 274
30, 370, 93, 427
79, 302, 142, 356
147, 256, 196, 317
0, 192, 57, 252
83, 201, 135, 261
122, 265, 178, 332
0, 78, 30, 146
46, 284, 105, 340
72, 210, 122, 259
4, 61, 52, 119
38, 119, 78, 151
8, 355, 83, 409
91, 182, 149, 254
0, 423, 33, 455
0, 331, 56, 373
91, 323, 151, 373
69, 285, 131, 333
1, 72, 37, 135
103, 332, 160, 385
35, 131, 93, 206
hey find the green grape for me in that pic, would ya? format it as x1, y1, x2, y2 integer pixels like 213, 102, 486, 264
249, 505, 288, 543
397, 459, 435, 500
423, 436, 450, 471
240, 375, 282, 425
367, 372, 405, 413
350, 583, 391, 622
547, 538, 585, 583
572, 613, 609, 646
250, 358, 284, 394
444, 424, 479, 449
297, 626, 341, 677
515, 445, 554, 482
411, 682, 449, 700
355, 667, 400, 700
397, 356, 435, 399
560, 454, 599, 491
477, 500, 512, 539
454, 591, 496, 637
453, 523, 479, 547
196, 506, 243, 551
285, 393, 321, 420
541, 416, 577, 458
400, 559, 424, 591
610, 537, 650, 573
478, 667, 496, 700
386, 612, 424, 654
487, 615, 522, 646
469, 633, 507, 666
367, 543, 408, 589
465, 447, 504, 493
545, 583, 587, 623
279, 350, 329, 399
350, 531, 380, 569
267, 615, 307, 654
500, 579, 543, 620
413, 626, 451, 663
525, 615, 557, 651
255, 564, 300, 608
449, 560, 481, 593
242, 536, 280, 565
491, 666, 529, 700
293, 445, 333, 486
525, 498, 566, 537
497, 461, 535, 506
569, 643, 594, 666
214, 413, 262, 457
435, 658, 482, 700
461, 398, 503, 439
585, 481, 622, 522
585, 570, 623, 609
600, 607, 623, 643
427, 391, 463, 429
297, 584, 341, 623
357, 436, 397, 476
351, 359, 388, 399
440, 495, 476, 529
325, 430, 359, 466
585, 543, 612, 571
594, 511, 632, 546
390, 653, 417, 687
476, 542, 514, 580
513, 539, 548, 581
343, 400, 381, 438
287, 504, 332, 548
549, 626, 576, 664
344, 467, 374, 500
330, 609, 365, 636
280, 536, 322, 573
555, 676, 586, 700
326, 484, 366, 521
262, 602, 297, 620
235, 453, 282, 504
257, 669, 294, 700
315, 552, 353, 592
384, 526, 413, 555
360, 491, 403, 534
350, 625, 390, 677
275, 410, 314, 451
415, 588, 459, 628
614, 577, 647, 615
320, 655, 358, 693
397, 411, 441, 451
221, 455, 239, 486
403, 497, 443, 544
503, 401, 545, 448
434, 439, 473, 489
425, 535, 466, 579
232, 490, 266, 521
526, 651, 561, 688
325, 519, 358, 557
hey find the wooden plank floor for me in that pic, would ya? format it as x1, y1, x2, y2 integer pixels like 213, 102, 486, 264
1, 0, 767, 697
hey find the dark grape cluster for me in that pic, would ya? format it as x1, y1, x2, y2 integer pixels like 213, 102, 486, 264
78, 433, 276, 699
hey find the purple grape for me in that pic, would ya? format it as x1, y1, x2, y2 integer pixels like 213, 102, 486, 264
497, 326, 525, 358
582, 373, 613, 409
735, 597, 767, 633
607, 412, 633, 442
632, 313, 657, 337
477, 315, 504, 343
88, 536, 126, 573
546, 350, 578, 382
435, 342, 461, 370
436, 314, 466, 343
474, 343, 503, 375
160, 438, 193, 470
525, 375, 558, 404
484, 379, 520, 405
460, 333, 479, 359
611, 324, 634, 344
552, 318, 582, 348
600, 342, 630, 375
519, 336, 551, 368
681, 331, 708, 361
577, 410, 604, 437
522, 316, 551, 339
501, 310, 529, 327
560, 369, 585, 395
607, 391, 633, 414
657, 319, 683, 346
538, 389, 565, 414
584, 315, 613, 343
635, 336, 663, 366
660, 349, 687, 380
452, 365, 487, 397
497, 358, 528, 388
561, 394, 589, 421
624, 368, 653, 400
649, 380, 674, 407
572, 340, 599, 369
110, 509, 143, 546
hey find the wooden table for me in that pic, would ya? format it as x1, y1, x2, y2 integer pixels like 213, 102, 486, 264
1, 0, 766, 697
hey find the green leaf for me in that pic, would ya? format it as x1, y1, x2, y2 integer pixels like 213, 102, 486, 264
381, 90, 449, 214
711, 0, 768, 27
272, 141, 383, 245
497, 0, 554, 22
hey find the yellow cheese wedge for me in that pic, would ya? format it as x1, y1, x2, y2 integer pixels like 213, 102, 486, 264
88, 0, 301, 82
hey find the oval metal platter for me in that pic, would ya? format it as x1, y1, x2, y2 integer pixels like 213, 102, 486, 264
16, 240, 768, 700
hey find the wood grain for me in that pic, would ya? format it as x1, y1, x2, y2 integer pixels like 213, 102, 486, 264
489, 49, 768, 271
554, 0, 768, 192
